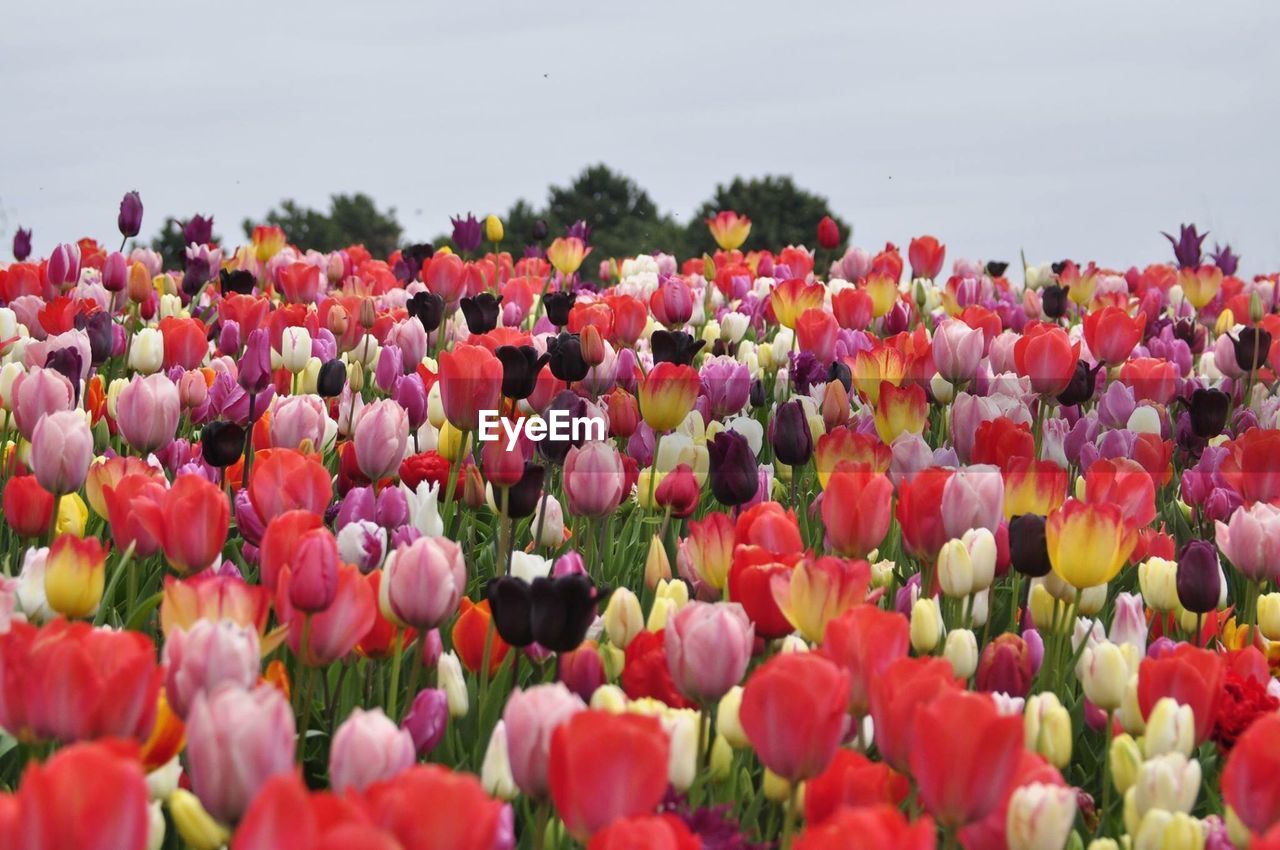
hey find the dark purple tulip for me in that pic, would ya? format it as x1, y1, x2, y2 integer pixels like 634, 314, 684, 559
1041, 283, 1069, 319
450, 212, 483, 254
1008, 514, 1052, 578
75, 311, 114, 366
1211, 243, 1239, 277
237, 328, 273, 392
487, 576, 535, 647
538, 391, 589, 465
650, 330, 705, 367
402, 688, 448, 757
316, 359, 347, 398
1233, 327, 1272, 372
117, 191, 143, 239
545, 332, 589, 383
770, 399, 813, 467
1162, 223, 1207, 269
506, 463, 545, 519
707, 430, 758, 507
183, 214, 215, 246
1188, 387, 1229, 439
12, 227, 31, 261
1176, 540, 1220, 615
219, 269, 255, 296
1055, 361, 1101, 408
44, 348, 83, 403
531, 219, 549, 241
401, 243, 434, 279
201, 420, 246, 468
460, 293, 501, 334
529, 574, 599, 653
565, 219, 591, 243
542, 291, 575, 328
407, 291, 444, 332
495, 345, 547, 401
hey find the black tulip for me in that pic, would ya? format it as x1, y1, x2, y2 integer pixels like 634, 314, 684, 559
495, 345, 548, 400
1051, 260, 1070, 275
44, 348, 83, 405
317, 359, 347, 398
402, 243, 434, 278
1172, 318, 1206, 354
985, 261, 1009, 277
1233, 327, 1272, 372
1055, 361, 1100, 407
529, 574, 601, 653
201, 420, 246, 467
183, 259, 211, 296
1008, 514, 1052, 578
219, 269, 256, 296
531, 219, 549, 241
460, 293, 501, 335
1176, 540, 1221, 615
650, 330, 706, 367
487, 577, 535, 648
407, 291, 445, 332
1188, 387, 1229, 439
506, 463, 546, 519
749, 378, 767, 409
543, 291, 575, 328
827, 361, 853, 393
1041, 284, 1070, 319
75, 311, 114, 366
538, 391, 589, 465
771, 399, 813, 466
546, 333, 589, 383
707, 430, 759, 507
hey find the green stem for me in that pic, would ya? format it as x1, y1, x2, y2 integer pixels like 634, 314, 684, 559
386, 628, 405, 720
94, 541, 136, 627
781, 783, 801, 850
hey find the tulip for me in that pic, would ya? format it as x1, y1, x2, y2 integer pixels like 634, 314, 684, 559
815, 462, 892, 558
820, 605, 910, 717
770, 555, 870, 643
664, 601, 754, 703
895, 467, 952, 560
909, 235, 946, 279
1214, 502, 1280, 583
549, 710, 670, 839
116, 373, 181, 453
638, 362, 700, 433
1045, 499, 1138, 589
1221, 713, 1280, 835
11, 226, 31, 261
328, 707, 415, 793
1176, 539, 1221, 615
3, 475, 55, 538
1005, 782, 1077, 850
503, 684, 586, 799
30, 409, 93, 496
1014, 323, 1078, 397
910, 597, 943, 652
1138, 557, 1180, 613
740, 653, 850, 781
707, 430, 758, 507
163, 619, 261, 719
452, 597, 512, 675
401, 687, 449, 756
1079, 640, 1130, 712
15, 741, 151, 850
281, 563, 376, 666
873, 381, 928, 444
1024, 692, 1072, 769
562, 441, 626, 517
1137, 644, 1224, 744
129, 326, 165, 374
676, 511, 734, 595
381, 536, 467, 630
353, 398, 410, 482
944, 629, 979, 679
40, 534, 106, 619
933, 318, 984, 383
1143, 697, 1195, 759
437, 343, 503, 432
159, 572, 271, 640
706, 211, 751, 251
158, 473, 231, 574
547, 236, 591, 276
286, 526, 339, 613
248, 448, 331, 523
869, 656, 958, 772
185, 683, 296, 824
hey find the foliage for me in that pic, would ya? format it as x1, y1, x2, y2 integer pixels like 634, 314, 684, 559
243, 193, 402, 259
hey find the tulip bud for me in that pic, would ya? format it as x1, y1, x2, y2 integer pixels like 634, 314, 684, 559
937, 538, 974, 599
909, 597, 942, 653
1116, 673, 1146, 736
590, 684, 629, 714
44, 534, 107, 619
1133, 752, 1201, 817
763, 768, 792, 804
532, 494, 565, 549
281, 326, 312, 375
644, 535, 673, 590
1134, 810, 1203, 850
717, 686, 749, 749
944, 628, 978, 679
1258, 592, 1280, 640
1175, 540, 1220, 615
481, 720, 518, 801
129, 328, 164, 374
169, 789, 230, 850
485, 214, 504, 243
401, 687, 448, 757
1138, 558, 1179, 613
603, 587, 643, 648
709, 735, 733, 781
1143, 697, 1195, 759
667, 710, 700, 792
1006, 782, 1077, 850
439, 651, 469, 718
1109, 733, 1143, 794
1079, 640, 1130, 712
1024, 692, 1072, 769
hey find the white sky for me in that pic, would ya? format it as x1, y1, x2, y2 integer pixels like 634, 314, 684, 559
3, 0, 1278, 271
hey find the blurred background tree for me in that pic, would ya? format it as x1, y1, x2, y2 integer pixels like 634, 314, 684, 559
685, 175, 850, 256
243, 193, 402, 258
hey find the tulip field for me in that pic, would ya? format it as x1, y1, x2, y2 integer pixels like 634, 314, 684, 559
3, 199, 1280, 850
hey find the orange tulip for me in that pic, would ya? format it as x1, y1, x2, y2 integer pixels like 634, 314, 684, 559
248, 448, 332, 524
451, 597, 511, 675
1002, 457, 1068, 519
1045, 498, 1139, 589
770, 555, 871, 643
139, 689, 186, 771
873, 381, 928, 445
638, 362, 700, 432
769, 278, 825, 330
251, 224, 286, 262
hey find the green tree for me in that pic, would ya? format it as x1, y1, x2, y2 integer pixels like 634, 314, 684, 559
685, 175, 850, 256
542, 164, 690, 261
150, 216, 222, 270
243, 193, 402, 258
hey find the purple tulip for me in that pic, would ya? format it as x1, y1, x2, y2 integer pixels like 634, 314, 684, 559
11, 227, 31, 261
450, 212, 483, 254
117, 190, 143, 239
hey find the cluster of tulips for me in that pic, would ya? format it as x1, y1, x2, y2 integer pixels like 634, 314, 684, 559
1, 195, 1280, 850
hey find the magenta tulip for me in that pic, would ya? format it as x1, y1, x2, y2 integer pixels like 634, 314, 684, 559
117, 373, 181, 453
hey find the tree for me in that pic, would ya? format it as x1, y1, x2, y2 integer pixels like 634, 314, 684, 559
243, 193, 402, 258
685, 175, 850, 256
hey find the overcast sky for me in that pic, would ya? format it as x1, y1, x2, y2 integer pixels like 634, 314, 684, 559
3, 0, 1278, 272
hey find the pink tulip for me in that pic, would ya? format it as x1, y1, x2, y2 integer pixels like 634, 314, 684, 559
502, 684, 586, 798
932, 318, 985, 383
665, 601, 754, 703
1216, 502, 1280, 583
46, 242, 81, 288
1109, 592, 1148, 655
402, 687, 449, 756
11, 367, 74, 440
185, 683, 296, 824
380, 536, 467, 630
329, 707, 416, 793
287, 527, 339, 613
30, 410, 93, 496
117, 372, 181, 453
269, 394, 328, 451
562, 441, 625, 518
163, 619, 261, 719
941, 463, 1005, 538
353, 398, 409, 482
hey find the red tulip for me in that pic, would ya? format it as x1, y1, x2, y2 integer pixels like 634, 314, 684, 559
1137, 644, 1225, 744
102, 472, 168, 558
1119, 356, 1178, 405
15, 741, 150, 850
1084, 456, 1157, 528
804, 750, 910, 826
159, 316, 209, 370
958, 751, 1064, 850
815, 427, 891, 485
895, 467, 953, 561
740, 653, 849, 781
259, 509, 325, 592
549, 710, 670, 839
794, 805, 936, 850
438, 343, 503, 432
820, 605, 910, 717
816, 216, 841, 250
587, 814, 700, 850
249, 448, 332, 524
734, 501, 802, 552
820, 463, 892, 558
159, 473, 231, 574
971, 417, 1035, 470
233, 774, 372, 850
1013, 322, 1078, 397
909, 690, 1023, 827
728, 545, 801, 639
621, 629, 694, 709
831, 288, 873, 331
1083, 305, 1145, 365
1219, 427, 1280, 506
277, 562, 376, 666
3, 474, 54, 538
908, 235, 946, 280
796, 308, 838, 363
868, 656, 959, 771
1221, 713, 1280, 835
160, 571, 272, 639
363, 765, 508, 850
